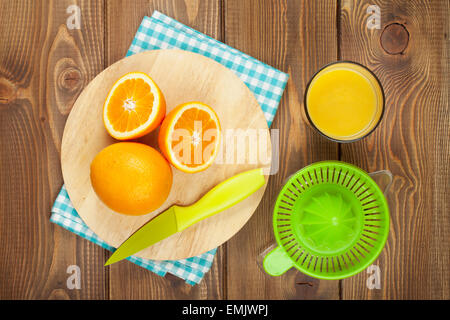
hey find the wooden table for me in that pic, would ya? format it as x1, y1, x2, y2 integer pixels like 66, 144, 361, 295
0, 0, 448, 300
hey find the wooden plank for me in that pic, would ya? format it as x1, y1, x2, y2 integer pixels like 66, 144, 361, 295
106, 0, 224, 299
0, 0, 106, 299
225, 0, 340, 299
339, 0, 449, 299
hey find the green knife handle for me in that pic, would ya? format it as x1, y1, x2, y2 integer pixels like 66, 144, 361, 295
175, 168, 266, 231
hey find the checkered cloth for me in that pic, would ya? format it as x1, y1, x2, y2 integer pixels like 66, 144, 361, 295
51, 10, 288, 286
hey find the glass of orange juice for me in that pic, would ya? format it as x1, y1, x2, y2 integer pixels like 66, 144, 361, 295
304, 61, 385, 142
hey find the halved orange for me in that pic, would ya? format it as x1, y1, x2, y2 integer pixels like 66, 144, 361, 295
158, 102, 221, 173
103, 72, 166, 140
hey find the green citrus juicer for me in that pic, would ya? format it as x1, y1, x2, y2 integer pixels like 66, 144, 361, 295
263, 161, 391, 280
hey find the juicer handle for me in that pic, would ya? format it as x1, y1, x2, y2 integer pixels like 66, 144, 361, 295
262, 245, 294, 276
369, 170, 393, 195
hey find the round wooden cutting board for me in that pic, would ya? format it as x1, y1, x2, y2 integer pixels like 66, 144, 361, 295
61, 49, 272, 260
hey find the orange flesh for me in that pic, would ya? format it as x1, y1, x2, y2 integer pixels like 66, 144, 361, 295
106, 79, 155, 133
171, 108, 218, 168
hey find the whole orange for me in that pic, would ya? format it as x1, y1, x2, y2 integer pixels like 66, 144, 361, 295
90, 142, 172, 216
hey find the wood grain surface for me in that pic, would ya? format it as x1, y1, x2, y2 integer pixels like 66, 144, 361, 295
339, 0, 449, 299
0, 0, 448, 300
0, 0, 108, 299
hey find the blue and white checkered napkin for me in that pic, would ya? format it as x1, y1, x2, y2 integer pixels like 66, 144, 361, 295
51, 10, 288, 286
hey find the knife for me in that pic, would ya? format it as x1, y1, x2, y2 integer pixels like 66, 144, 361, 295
105, 168, 266, 266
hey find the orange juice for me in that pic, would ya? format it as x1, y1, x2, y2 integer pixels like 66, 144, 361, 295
305, 62, 384, 141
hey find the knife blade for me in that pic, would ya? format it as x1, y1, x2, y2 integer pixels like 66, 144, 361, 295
105, 168, 266, 266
